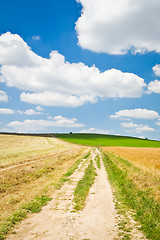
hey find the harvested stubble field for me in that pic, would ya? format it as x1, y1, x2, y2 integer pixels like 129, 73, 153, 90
0, 134, 87, 239
0, 134, 77, 167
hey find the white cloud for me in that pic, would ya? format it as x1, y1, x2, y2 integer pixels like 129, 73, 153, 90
153, 64, 160, 76
110, 108, 159, 119
0, 32, 146, 107
134, 126, 155, 133
7, 116, 84, 133
121, 122, 155, 133
148, 64, 160, 93
20, 92, 96, 107
47, 115, 83, 127
0, 90, 8, 101
76, 0, 160, 54
156, 122, 160, 126
0, 32, 42, 67
121, 122, 139, 128
32, 35, 40, 41
0, 108, 15, 114
138, 136, 145, 139
18, 109, 43, 115
148, 80, 160, 94
80, 127, 112, 134
36, 106, 44, 111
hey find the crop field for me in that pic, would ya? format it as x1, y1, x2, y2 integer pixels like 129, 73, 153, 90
104, 146, 160, 176
0, 134, 76, 167
0, 134, 88, 239
55, 133, 160, 147
1, 133, 160, 239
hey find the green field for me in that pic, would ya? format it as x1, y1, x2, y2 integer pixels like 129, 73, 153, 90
54, 133, 160, 147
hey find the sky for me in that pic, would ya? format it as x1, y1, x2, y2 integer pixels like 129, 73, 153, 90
0, 0, 160, 140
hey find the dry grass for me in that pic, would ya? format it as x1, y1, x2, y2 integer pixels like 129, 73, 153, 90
103, 147, 160, 203
0, 134, 88, 226
0, 134, 74, 167
104, 147, 160, 176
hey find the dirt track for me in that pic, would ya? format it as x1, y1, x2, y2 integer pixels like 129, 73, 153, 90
0, 147, 78, 173
7, 149, 145, 240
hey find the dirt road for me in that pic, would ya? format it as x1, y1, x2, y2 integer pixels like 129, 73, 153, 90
7, 149, 145, 240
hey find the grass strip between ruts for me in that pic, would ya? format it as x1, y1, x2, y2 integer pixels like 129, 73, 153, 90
102, 152, 160, 240
54, 151, 91, 190
63, 151, 90, 177
96, 154, 101, 169
73, 160, 97, 210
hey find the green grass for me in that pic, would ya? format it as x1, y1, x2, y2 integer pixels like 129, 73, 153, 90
63, 151, 90, 177
73, 160, 97, 210
54, 151, 91, 190
96, 154, 101, 169
102, 151, 160, 240
54, 133, 160, 147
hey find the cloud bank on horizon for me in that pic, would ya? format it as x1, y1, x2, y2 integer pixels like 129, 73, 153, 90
6, 115, 84, 133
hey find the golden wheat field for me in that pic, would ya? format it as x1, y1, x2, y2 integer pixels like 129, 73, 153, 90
104, 146, 160, 176
103, 146, 160, 204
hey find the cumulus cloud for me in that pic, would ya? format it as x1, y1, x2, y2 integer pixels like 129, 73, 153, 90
110, 108, 159, 119
0, 90, 8, 101
0, 108, 15, 114
147, 65, 160, 94
36, 106, 44, 111
80, 127, 112, 134
148, 80, 160, 94
0, 32, 42, 67
121, 122, 139, 128
20, 92, 96, 107
0, 32, 146, 107
133, 126, 155, 133
18, 109, 43, 115
121, 122, 155, 133
153, 64, 160, 76
7, 116, 84, 133
76, 0, 160, 54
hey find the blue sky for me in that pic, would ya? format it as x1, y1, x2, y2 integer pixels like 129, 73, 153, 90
0, 0, 160, 140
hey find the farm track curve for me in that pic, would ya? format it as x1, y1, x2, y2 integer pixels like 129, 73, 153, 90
0, 146, 79, 172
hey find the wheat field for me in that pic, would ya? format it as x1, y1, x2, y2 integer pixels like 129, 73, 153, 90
104, 146, 160, 176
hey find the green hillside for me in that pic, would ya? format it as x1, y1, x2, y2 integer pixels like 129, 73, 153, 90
54, 133, 160, 147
